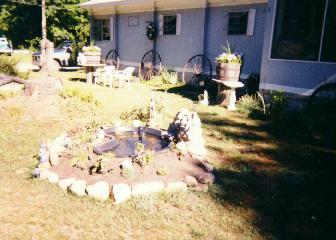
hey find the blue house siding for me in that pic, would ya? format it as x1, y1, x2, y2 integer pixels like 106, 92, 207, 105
155, 9, 205, 68
118, 12, 154, 64
260, 0, 336, 95
206, 4, 267, 74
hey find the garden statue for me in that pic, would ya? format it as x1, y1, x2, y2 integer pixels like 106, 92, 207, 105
199, 90, 209, 106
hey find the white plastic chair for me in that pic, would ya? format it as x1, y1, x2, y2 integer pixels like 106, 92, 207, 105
113, 67, 135, 89
104, 65, 116, 88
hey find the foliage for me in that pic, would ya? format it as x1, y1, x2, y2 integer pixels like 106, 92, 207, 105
82, 44, 101, 53
60, 86, 100, 106
119, 98, 165, 123
266, 91, 288, 120
25, 37, 42, 52
90, 157, 113, 174
156, 166, 169, 176
145, 68, 181, 88
215, 41, 243, 64
134, 142, 155, 167
71, 149, 89, 169
0, 91, 17, 100
0, 0, 90, 49
237, 93, 265, 118
121, 167, 134, 178
0, 56, 19, 76
146, 22, 157, 40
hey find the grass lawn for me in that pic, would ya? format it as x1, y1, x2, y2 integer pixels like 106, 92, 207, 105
0, 56, 336, 239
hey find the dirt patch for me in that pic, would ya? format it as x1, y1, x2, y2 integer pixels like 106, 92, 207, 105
51, 149, 208, 188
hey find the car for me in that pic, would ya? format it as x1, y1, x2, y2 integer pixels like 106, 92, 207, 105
0, 37, 13, 56
32, 40, 73, 70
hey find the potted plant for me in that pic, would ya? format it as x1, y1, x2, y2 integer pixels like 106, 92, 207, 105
82, 42, 101, 64
215, 42, 243, 81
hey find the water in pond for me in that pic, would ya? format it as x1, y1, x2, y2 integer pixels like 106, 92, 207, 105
111, 132, 164, 157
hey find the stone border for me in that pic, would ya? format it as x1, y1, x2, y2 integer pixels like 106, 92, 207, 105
37, 168, 215, 204
33, 125, 215, 204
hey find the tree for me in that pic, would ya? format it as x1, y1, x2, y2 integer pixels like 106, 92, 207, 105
0, 0, 89, 49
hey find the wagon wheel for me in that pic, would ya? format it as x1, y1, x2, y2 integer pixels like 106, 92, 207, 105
308, 83, 336, 107
105, 50, 120, 70
140, 50, 162, 80
183, 54, 212, 89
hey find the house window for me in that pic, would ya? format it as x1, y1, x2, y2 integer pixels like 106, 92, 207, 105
321, 0, 336, 62
163, 15, 177, 35
271, 0, 336, 63
228, 11, 249, 35
93, 19, 110, 41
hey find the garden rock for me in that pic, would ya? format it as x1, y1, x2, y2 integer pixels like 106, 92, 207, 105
86, 181, 110, 201
132, 182, 165, 196
166, 181, 188, 192
196, 173, 215, 185
121, 159, 133, 170
184, 175, 198, 187
39, 169, 50, 180
69, 180, 87, 197
58, 177, 76, 191
176, 141, 187, 153
112, 184, 132, 204
49, 146, 60, 166
47, 171, 59, 184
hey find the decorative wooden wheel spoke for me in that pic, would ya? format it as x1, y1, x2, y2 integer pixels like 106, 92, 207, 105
105, 50, 120, 70
183, 54, 212, 89
140, 50, 162, 80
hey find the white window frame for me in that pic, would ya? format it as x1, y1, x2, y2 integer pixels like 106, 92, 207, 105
159, 13, 181, 36
93, 18, 112, 41
227, 9, 255, 36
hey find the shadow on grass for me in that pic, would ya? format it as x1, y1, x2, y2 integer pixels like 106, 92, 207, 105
69, 78, 86, 83
200, 111, 336, 239
166, 83, 219, 105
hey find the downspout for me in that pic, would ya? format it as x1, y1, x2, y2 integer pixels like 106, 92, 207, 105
153, 4, 157, 52
89, 9, 93, 43
202, 0, 209, 56
115, 12, 119, 53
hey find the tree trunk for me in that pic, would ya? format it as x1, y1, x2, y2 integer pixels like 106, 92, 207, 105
41, 0, 47, 72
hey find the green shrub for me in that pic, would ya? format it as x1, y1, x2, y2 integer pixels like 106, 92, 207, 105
144, 68, 182, 89
119, 98, 165, 123
0, 56, 19, 76
266, 91, 288, 120
237, 94, 265, 117
134, 143, 155, 167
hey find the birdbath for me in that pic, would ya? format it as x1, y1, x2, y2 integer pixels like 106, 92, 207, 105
213, 79, 244, 111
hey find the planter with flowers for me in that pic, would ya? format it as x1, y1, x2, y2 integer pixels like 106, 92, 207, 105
82, 44, 102, 64
215, 42, 243, 81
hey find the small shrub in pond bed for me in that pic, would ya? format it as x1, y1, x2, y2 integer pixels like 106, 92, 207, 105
90, 157, 113, 174
134, 143, 155, 167
121, 167, 134, 178
156, 166, 169, 176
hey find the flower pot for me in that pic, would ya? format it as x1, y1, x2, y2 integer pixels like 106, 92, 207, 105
216, 63, 241, 81
83, 52, 101, 64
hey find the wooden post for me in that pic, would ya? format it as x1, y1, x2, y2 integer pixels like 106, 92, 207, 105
41, 0, 47, 72
217, 84, 232, 107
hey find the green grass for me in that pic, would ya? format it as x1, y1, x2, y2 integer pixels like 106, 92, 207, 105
0, 58, 335, 239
